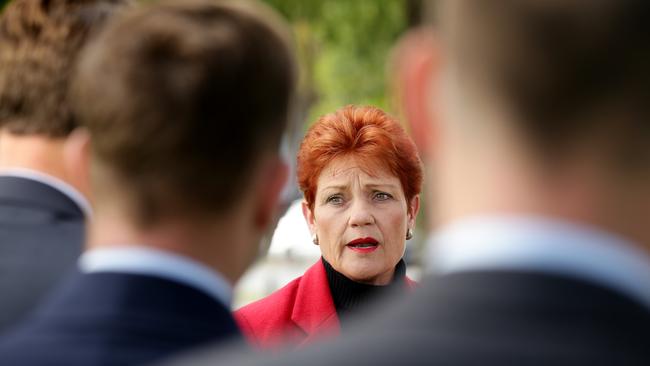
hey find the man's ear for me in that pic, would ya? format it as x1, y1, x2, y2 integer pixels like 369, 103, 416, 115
395, 27, 443, 160
255, 157, 289, 230
301, 199, 317, 235
63, 128, 92, 201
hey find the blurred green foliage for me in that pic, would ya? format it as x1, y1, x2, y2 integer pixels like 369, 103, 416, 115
0, 0, 412, 127
263, 0, 410, 126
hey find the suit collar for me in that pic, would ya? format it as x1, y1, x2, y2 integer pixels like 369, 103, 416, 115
0, 175, 84, 218
428, 215, 650, 309
36, 271, 239, 333
291, 260, 340, 340
80, 247, 233, 308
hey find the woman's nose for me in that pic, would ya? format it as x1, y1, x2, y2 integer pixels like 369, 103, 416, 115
349, 200, 374, 227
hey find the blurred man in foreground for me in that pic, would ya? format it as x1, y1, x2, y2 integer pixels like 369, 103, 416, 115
169, 0, 650, 365
0, 0, 128, 333
0, 0, 295, 365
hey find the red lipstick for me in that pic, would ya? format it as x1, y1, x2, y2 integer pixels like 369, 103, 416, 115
346, 237, 379, 253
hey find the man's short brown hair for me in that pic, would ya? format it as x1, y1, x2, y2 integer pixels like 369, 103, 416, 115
0, 0, 129, 137
72, 0, 296, 225
440, 0, 650, 165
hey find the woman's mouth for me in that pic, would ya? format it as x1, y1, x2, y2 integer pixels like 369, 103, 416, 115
346, 237, 379, 253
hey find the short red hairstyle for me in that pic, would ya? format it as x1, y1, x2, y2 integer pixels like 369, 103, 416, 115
298, 105, 423, 211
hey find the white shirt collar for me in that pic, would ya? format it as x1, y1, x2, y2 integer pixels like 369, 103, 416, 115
79, 246, 233, 308
0, 167, 92, 218
427, 215, 650, 309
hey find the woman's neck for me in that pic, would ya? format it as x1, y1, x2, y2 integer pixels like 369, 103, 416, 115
322, 257, 407, 321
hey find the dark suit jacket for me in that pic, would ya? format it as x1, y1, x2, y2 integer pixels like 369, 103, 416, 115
0, 176, 84, 333
0, 271, 241, 366
176, 270, 650, 366
235, 260, 417, 350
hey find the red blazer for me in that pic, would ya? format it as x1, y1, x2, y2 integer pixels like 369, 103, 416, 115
235, 259, 416, 349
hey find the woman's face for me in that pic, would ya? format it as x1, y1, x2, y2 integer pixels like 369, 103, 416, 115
303, 156, 419, 285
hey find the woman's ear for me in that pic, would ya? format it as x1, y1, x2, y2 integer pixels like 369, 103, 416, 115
301, 200, 317, 235
63, 128, 92, 202
407, 195, 420, 229
395, 27, 443, 161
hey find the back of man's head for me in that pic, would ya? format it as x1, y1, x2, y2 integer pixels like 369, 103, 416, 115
397, 1, 650, 240
0, 0, 129, 136
439, 0, 650, 169
72, 0, 296, 226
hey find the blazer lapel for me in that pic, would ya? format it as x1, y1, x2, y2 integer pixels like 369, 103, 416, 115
291, 260, 340, 343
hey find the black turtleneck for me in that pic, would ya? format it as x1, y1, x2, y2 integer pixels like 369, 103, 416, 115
322, 257, 407, 325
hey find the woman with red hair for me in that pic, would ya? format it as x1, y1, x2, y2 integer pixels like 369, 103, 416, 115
235, 105, 423, 349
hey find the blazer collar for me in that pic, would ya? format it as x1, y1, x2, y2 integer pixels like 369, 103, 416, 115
36, 271, 239, 334
291, 260, 340, 340
0, 175, 83, 218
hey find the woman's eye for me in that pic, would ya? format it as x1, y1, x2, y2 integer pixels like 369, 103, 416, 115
373, 192, 392, 201
326, 195, 344, 205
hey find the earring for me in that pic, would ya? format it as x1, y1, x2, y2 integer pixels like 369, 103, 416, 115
406, 228, 413, 240
312, 234, 319, 245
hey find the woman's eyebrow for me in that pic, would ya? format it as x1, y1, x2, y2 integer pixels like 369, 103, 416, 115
320, 184, 348, 192
365, 183, 399, 190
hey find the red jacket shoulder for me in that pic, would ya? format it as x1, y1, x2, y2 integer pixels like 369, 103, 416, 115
234, 275, 303, 348
234, 260, 339, 349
